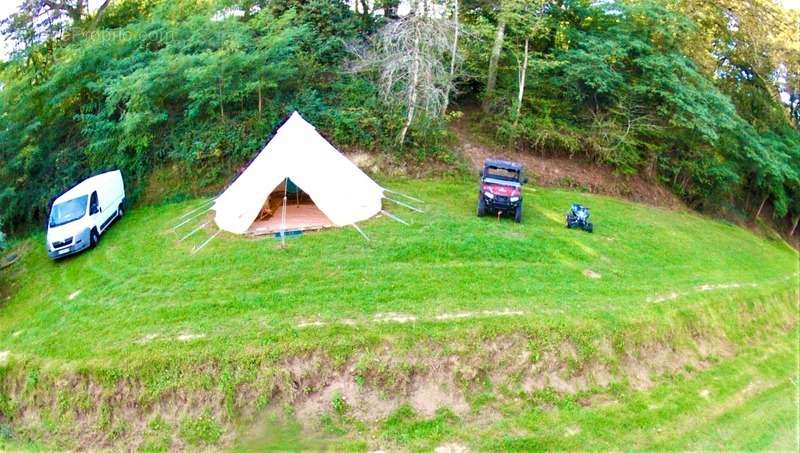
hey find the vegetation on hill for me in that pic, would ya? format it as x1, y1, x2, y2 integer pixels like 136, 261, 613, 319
0, 0, 798, 236
1, 2, 798, 449
0, 179, 797, 449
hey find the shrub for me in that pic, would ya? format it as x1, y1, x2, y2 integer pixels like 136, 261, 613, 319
179, 411, 223, 446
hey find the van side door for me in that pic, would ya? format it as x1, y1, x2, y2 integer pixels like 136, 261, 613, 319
89, 191, 103, 231
90, 191, 113, 233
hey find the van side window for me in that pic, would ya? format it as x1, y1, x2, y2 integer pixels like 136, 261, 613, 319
90, 192, 100, 215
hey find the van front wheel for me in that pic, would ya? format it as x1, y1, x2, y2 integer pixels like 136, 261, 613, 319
118, 204, 124, 219
90, 229, 100, 248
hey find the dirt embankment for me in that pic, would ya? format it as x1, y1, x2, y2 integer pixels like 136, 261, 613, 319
450, 111, 683, 209
0, 335, 732, 450
1, 290, 795, 451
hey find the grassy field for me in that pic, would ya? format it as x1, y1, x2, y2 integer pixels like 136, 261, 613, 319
0, 177, 798, 450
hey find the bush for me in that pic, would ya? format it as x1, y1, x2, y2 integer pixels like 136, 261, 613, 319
179, 411, 223, 446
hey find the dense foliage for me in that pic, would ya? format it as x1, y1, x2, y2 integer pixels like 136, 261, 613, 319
0, 0, 411, 231
0, 0, 798, 234
472, 0, 800, 223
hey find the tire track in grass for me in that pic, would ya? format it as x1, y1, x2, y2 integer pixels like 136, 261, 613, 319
646, 272, 799, 304
296, 309, 525, 329
292, 273, 799, 329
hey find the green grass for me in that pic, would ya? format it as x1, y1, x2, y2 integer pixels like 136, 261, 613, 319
473, 327, 800, 451
1, 177, 795, 364
233, 328, 800, 451
0, 177, 798, 449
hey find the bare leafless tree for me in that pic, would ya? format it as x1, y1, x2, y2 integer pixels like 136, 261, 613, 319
2, 0, 114, 50
441, 0, 460, 116
350, 0, 460, 145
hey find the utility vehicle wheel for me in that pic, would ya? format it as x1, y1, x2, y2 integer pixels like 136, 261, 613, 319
514, 205, 522, 223
585, 222, 593, 233
477, 195, 486, 217
90, 229, 100, 248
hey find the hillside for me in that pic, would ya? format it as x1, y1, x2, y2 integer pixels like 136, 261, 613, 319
1, 0, 799, 239
0, 0, 799, 450
1, 178, 798, 450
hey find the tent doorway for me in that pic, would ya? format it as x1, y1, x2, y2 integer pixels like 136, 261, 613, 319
246, 178, 333, 236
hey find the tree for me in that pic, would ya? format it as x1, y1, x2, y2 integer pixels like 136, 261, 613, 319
441, 0, 460, 115
675, 0, 800, 129
1, 0, 114, 52
503, 0, 550, 123
352, 0, 460, 144
482, 3, 506, 111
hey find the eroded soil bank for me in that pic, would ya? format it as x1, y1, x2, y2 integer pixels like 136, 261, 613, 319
1, 289, 796, 451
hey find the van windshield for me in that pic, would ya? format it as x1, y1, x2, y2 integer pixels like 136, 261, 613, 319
49, 195, 88, 227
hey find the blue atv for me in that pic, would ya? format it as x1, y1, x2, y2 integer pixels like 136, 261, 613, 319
566, 204, 593, 233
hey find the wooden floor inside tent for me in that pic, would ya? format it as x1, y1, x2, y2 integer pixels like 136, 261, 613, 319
247, 203, 333, 236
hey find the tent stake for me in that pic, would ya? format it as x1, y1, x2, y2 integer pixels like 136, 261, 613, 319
192, 230, 220, 254
383, 188, 425, 204
381, 210, 409, 226
171, 207, 211, 231
180, 221, 209, 242
385, 197, 423, 213
352, 223, 370, 241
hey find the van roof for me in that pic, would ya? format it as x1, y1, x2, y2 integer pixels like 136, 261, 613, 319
53, 170, 121, 205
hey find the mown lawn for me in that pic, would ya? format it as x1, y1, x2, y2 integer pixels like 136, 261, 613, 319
0, 177, 796, 366
0, 177, 798, 451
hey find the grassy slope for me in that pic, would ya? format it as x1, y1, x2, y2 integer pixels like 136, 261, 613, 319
1, 177, 798, 449
480, 330, 799, 451
1, 178, 796, 362
237, 329, 798, 451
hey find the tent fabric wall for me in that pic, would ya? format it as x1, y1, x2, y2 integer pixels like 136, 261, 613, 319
213, 112, 384, 234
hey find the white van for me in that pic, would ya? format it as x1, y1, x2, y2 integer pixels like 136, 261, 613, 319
46, 170, 126, 259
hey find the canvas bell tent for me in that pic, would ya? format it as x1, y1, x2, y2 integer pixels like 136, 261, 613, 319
212, 112, 386, 236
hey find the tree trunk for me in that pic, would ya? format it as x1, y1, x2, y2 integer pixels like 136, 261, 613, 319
514, 37, 529, 125
94, 0, 113, 24
258, 85, 263, 115
358, 0, 372, 29
483, 17, 506, 112
441, 0, 459, 116
219, 76, 225, 122
399, 15, 422, 145
790, 215, 799, 237
72, 0, 88, 22
383, 0, 399, 19
755, 195, 768, 219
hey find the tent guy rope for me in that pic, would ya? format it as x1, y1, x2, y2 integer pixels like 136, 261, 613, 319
385, 197, 423, 213
383, 188, 425, 204
171, 207, 212, 231
180, 221, 209, 242
381, 209, 409, 225
191, 230, 221, 254
173, 198, 214, 223
352, 223, 370, 241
